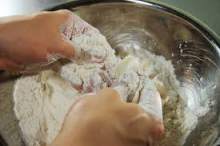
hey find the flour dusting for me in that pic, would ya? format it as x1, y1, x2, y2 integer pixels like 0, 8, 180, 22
14, 22, 209, 146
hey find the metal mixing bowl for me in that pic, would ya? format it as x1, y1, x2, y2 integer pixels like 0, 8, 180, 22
0, 0, 219, 146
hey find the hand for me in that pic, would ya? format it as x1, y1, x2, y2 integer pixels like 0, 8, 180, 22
50, 88, 164, 146
61, 56, 163, 124
61, 56, 163, 122
0, 10, 105, 71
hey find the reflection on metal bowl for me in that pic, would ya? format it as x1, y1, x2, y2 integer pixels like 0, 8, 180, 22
0, 0, 219, 146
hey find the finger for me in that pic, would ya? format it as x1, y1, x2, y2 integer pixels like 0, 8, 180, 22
67, 92, 96, 114
113, 85, 129, 102
85, 70, 113, 93
69, 27, 107, 63
65, 74, 83, 90
69, 13, 90, 36
0, 58, 23, 71
21, 59, 51, 72
57, 10, 74, 39
120, 103, 162, 142
96, 88, 122, 103
134, 111, 163, 141
15, 46, 49, 66
37, 10, 76, 59
72, 41, 107, 64
80, 21, 100, 35
62, 93, 93, 131
46, 10, 72, 27
83, 70, 102, 93
138, 76, 163, 121
55, 35, 76, 59
60, 67, 83, 90
57, 11, 88, 38
113, 71, 140, 102
98, 70, 112, 87
57, 10, 100, 40
137, 76, 164, 139
89, 52, 107, 63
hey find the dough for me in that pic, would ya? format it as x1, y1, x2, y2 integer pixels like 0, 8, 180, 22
14, 19, 199, 146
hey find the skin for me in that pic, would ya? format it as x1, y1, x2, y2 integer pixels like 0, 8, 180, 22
50, 88, 163, 146
0, 10, 164, 145
0, 10, 75, 71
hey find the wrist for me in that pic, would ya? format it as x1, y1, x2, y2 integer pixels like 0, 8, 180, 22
0, 20, 8, 69
0, 16, 32, 71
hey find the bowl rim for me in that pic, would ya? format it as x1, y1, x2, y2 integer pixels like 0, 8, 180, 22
45, 0, 220, 50
1, 1, 219, 146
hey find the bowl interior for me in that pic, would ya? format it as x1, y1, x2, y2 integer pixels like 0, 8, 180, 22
0, 1, 219, 146
72, 2, 220, 145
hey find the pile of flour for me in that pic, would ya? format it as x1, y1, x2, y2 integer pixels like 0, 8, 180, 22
14, 24, 205, 146
126, 49, 194, 146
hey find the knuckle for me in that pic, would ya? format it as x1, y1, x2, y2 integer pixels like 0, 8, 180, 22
57, 10, 72, 16
128, 103, 143, 113
107, 88, 121, 99
73, 97, 90, 111
109, 88, 119, 95
98, 88, 121, 101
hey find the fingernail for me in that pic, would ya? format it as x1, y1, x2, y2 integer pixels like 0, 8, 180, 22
156, 125, 164, 135
153, 125, 164, 140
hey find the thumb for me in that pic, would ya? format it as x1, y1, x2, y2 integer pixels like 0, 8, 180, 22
113, 85, 129, 102
0, 58, 23, 71
56, 35, 76, 59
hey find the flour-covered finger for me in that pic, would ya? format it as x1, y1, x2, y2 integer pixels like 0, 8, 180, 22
98, 70, 113, 87
83, 70, 102, 93
113, 85, 129, 102
83, 70, 112, 93
138, 76, 164, 139
138, 76, 163, 121
71, 41, 107, 64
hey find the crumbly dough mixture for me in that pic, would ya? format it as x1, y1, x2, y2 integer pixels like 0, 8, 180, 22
14, 24, 200, 146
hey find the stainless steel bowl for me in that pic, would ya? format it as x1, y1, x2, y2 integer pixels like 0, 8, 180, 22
0, 0, 219, 146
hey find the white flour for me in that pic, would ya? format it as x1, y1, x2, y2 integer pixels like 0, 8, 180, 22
14, 26, 209, 146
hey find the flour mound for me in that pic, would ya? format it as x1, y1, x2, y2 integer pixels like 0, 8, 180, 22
14, 29, 116, 146
14, 71, 78, 145
14, 25, 202, 146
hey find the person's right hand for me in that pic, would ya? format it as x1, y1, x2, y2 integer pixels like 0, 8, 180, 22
50, 88, 164, 146
0, 10, 106, 72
